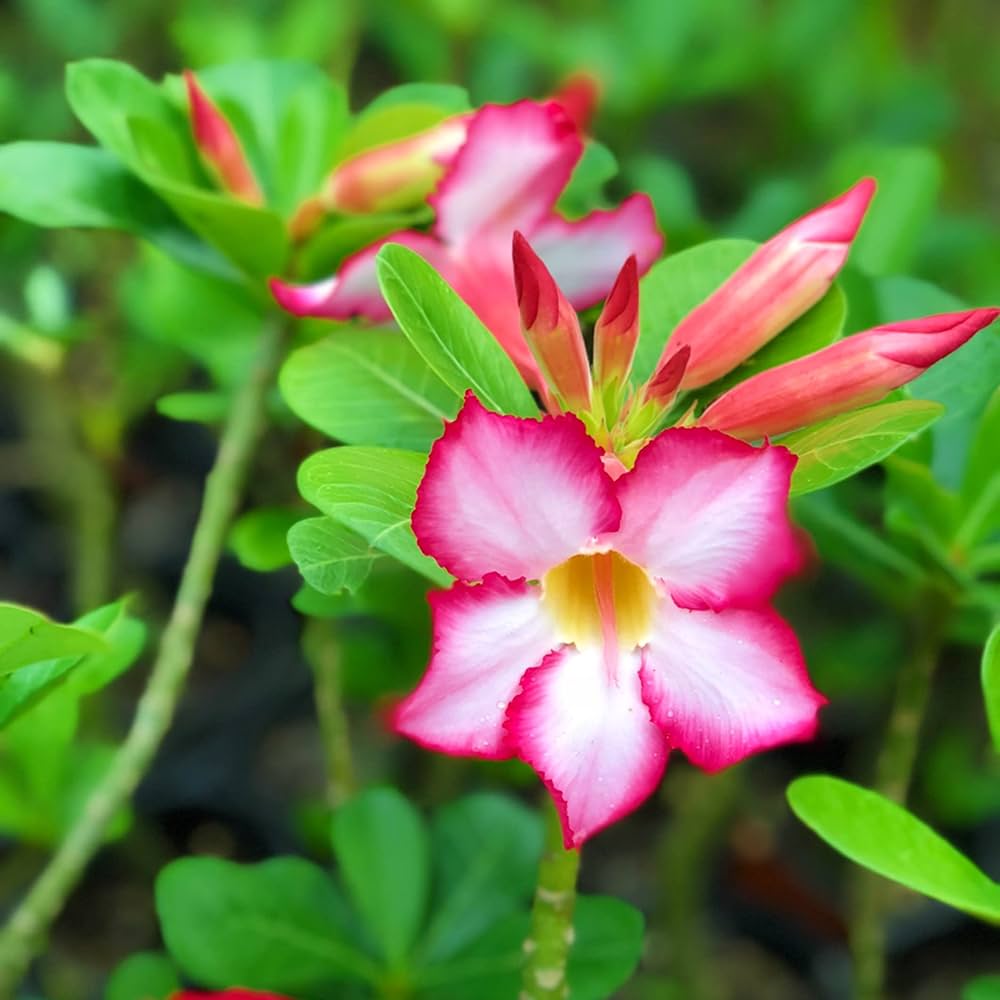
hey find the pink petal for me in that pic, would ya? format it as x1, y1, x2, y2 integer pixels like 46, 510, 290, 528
391, 575, 556, 759
640, 600, 824, 771
269, 232, 453, 321
660, 178, 875, 389
505, 645, 668, 847
430, 101, 582, 249
413, 394, 620, 582
529, 194, 663, 309
611, 428, 802, 610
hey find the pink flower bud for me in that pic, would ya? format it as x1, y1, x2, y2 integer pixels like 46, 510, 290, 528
657, 178, 876, 390
699, 308, 1000, 440
594, 255, 639, 386
550, 71, 602, 133
642, 345, 691, 410
183, 70, 262, 205
512, 231, 592, 411
321, 117, 470, 216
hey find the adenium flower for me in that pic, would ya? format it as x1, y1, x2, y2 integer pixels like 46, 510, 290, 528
392, 393, 825, 847
183, 70, 262, 205
271, 100, 662, 391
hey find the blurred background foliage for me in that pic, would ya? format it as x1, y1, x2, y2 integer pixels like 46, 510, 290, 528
0, 1, 999, 998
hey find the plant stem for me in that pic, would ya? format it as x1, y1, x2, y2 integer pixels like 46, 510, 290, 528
303, 618, 356, 808
0, 321, 283, 991
849, 588, 953, 1000
521, 796, 581, 1000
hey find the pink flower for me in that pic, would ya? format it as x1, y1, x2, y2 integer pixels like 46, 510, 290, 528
183, 70, 262, 205
392, 394, 825, 847
699, 309, 1000, 440
271, 101, 662, 392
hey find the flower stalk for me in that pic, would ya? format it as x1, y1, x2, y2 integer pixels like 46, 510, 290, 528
0, 320, 284, 991
849, 586, 954, 1000
521, 796, 582, 1000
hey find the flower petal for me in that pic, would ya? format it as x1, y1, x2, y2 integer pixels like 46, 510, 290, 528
269, 232, 453, 321
391, 576, 556, 759
640, 600, 824, 771
506, 645, 667, 847
611, 428, 801, 610
413, 394, 620, 582
430, 101, 582, 249
529, 194, 663, 309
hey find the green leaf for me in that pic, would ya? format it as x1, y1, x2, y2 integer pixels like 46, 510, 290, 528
419, 794, 543, 962
883, 456, 961, 546
788, 775, 1000, 922
156, 856, 377, 990
964, 975, 1000, 1000
567, 896, 646, 1000
361, 83, 470, 117
634, 239, 755, 383
66, 59, 288, 276
412, 895, 644, 1000
331, 787, 430, 966
376, 243, 539, 418
0, 604, 108, 677
228, 506, 299, 572
155, 391, 229, 424
280, 330, 459, 449
783, 400, 945, 496
298, 446, 451, 586
287, 517, 377, 595
104, 951, 179, 1000
193, 60, 350, 214
958, 386, 1000, 549
829, 145, 941, 276
0, 143, 173, 232
982, 626, 1000, 754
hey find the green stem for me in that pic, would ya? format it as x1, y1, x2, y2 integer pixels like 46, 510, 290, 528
521, 796, 581, 1000
0, 322, 283, 991
303, 618, 356, 808
849, 588, 953, 1000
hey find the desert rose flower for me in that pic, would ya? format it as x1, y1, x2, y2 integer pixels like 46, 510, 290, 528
271, 101, 662, 391
392, 394, 825, 847
183, 70, 262, 205
699, 309, 1000, 439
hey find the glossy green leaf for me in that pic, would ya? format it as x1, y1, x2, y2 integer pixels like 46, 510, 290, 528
361, 83, 470, 117
155, 391, 229, 424
66, 59, 288, 275
287, 517, 377, 594
419, 794, 543, 962
788, 775, 1000, 922
280, 330, 458, 449
783, 400, 944, 496
104, 952, 179, 1000
298, 446, 451, 586
332, 787, 430, 966
157, 856, 376, 990
228, 506, 299, 572
0, 143, 172, 232
883, 455, 961, 545
0, 604, 107, 677
982, 626, 1000, 754
376, 243, 538, 418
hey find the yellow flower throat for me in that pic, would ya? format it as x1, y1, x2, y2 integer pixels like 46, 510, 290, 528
542, 551, 658, 652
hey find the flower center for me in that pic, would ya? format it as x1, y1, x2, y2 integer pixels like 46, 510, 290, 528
542, 551, 658, 652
